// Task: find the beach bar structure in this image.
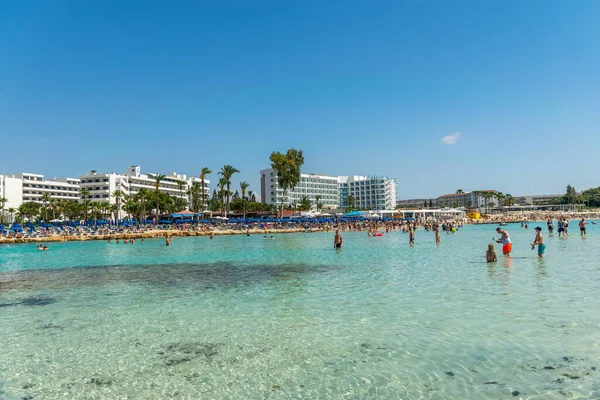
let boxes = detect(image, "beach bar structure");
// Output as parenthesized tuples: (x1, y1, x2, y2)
(495, 204, 584, 213)
(396, 208, 466, 221)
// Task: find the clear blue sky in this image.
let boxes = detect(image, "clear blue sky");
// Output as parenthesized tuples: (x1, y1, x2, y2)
(1, 1, 599, 199)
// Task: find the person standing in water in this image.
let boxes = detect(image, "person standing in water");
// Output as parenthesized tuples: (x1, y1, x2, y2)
(547, 218, 554, 234)
(579, 218, 587, 235)
(495, 227, 512, 256)
(408, 223, 415, 244)
(433, 223, 440, 244)
(532, 227, 546, 258)
(557, 218, 565, 237)
(334, 230, 343, 249)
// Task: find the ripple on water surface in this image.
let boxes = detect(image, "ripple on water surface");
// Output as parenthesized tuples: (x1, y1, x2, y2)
(1, 225, 600, 398)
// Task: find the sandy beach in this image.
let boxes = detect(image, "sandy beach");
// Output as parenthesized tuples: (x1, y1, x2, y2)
(2, 210, 598, 245)
(0, 227, 320, 244)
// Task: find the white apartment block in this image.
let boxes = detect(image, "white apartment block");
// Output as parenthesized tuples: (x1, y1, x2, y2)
(81, 166, 210, 211)
(79, 170, 131, 218)
(1, 175, 23, 222)
(260, 168, 340, 209)
(339, 175, 398, 211)
(0, 172, 80, 222)
(6, 173, 81, 204)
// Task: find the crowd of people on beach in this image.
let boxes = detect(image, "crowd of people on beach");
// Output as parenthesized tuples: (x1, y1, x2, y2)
(23, 214, 596, 259)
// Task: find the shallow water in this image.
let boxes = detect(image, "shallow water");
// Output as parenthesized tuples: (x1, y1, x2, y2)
(1, 223, 600, 399)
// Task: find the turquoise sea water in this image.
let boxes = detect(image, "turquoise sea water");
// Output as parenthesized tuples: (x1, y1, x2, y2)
(1, 223, 600, 399)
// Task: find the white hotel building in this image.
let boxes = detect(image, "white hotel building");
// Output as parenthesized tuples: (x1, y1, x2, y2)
(0, 173, 81, 223)
(80, 166, 210, 212)
(260, 168, 340, 209)
(1, 165, 211, 221)
(1, 173, 80, 206)
(260, 169, 398, 211)
(1, 175, 23, 221)
(339, 175, 398, 211)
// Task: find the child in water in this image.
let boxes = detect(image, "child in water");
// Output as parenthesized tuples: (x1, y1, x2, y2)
(486, 243, 498, 262)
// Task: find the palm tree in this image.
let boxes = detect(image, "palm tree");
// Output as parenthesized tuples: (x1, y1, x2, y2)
(7, 207, 15, 224)
(90, 201, 98, 226)
(505, 193, 515, 207)
(495, 192, 505, 209)
(218, 177, 228, 215)
(0, 197, 7, 224)
(58, 200, 68, 220)
(41, 193, 51, 221)
(218, 165, 239, 217)
(81, 189, 90, 224)
(137, 188, 148, 222)
(346, 195, 356, 210)
(189, 182, 202, 212)
(176, 180, 186, 209)
(112, 190, 123, 226)
(17, 204, 27, 223)
(154, 174, 166, 224)
(240, 181, 250, 219)
(49, 198, 57, 220)
(298, 195, 312, 211)
(315, 195, 323, 212)
(200, 167, 212, 214)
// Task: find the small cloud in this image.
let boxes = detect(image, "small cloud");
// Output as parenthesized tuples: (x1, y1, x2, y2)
(441, 132, 460, 145)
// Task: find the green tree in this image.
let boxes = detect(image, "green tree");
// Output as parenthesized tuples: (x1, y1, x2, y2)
(49, 198, 57, 220)
(496, 192, 505, 208)
(505, 194, 515, 206)
(176, 180, 186, 209)
(41, 192, 51, 221)
(7, 207, 15, 223)
(112, 190, 123, 225)
(154, 174, 166, 224)
(298, 195, 312, 211)
(269, 148, 304, 218)
(0, 197, 7, 224)
(81, 188, 90, 224)
(315, 195, 323, 212)
(240, 181, 250, 219)
(564, 185, 578, 204)
(218, 165, 239, 217)
(456, 189, 464, 194)
(217, 177, 228, 215)
(346, 195, 356, 211)
(17, 204, 26, 223)
(208, 189, 221, 212)
(200, 167, 212, 213)
(188, 182, 202, 213)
